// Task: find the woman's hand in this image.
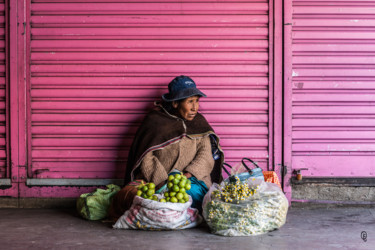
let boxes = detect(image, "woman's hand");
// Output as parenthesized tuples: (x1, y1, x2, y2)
(183, 172, 193, 179)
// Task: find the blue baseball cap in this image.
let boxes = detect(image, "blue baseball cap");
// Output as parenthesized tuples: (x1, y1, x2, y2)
(162, 75, 207, 102)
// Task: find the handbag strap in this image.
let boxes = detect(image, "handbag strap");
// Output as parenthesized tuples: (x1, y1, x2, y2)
(222, 163, 232, 176)
(241, 157, 261, 174)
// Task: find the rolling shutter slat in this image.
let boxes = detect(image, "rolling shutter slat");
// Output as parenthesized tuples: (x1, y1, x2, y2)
(292, 0, 375, 177)
(30, 0, 270, 179)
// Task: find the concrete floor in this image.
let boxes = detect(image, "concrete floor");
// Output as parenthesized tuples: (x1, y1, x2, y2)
(0, 204, 374, 250)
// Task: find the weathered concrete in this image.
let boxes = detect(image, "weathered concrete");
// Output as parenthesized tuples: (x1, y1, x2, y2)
(292, 184, 375, 202)
(0, 204, 374, 250)
(0, 198, 77, 208)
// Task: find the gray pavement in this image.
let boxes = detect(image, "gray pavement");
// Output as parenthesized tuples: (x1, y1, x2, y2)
(0, 204, 374, 250)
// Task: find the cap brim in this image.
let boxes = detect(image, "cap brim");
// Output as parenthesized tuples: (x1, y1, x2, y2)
(162, 88, 207, 102)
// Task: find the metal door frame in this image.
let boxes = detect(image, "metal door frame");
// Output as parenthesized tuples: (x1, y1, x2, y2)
(283, 0, 293, 201)
(0, 0, 19, 197)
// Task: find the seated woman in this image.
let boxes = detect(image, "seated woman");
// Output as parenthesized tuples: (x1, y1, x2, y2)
(110, 75, 223, 220)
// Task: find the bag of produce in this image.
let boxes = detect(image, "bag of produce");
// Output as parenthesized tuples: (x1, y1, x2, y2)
(113, 194, 202, 230)
(77, 184, 121, 221)
(202, 176, 288, 236)
(113, 175, 202, 230)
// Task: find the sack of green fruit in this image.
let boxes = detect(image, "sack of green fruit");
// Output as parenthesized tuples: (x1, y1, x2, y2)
(113, 174, 202, 230)
(202, 176, 288, 236)
(77, 184, 121, 221)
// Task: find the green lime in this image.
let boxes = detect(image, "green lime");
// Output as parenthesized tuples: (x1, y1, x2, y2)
(171, 197, 178, 203)
(174, 174, 182, 180)
(146, 189, 155, 196)
(179, 187, 186, 193)
(152, 195, 158, 201)
(179, 180, 186, 188)
(142, 186, 148, 192)
(166, 197, 171, 202)
(167, 182, 174, 189)
(176, 192, 184, 200)
(164, 192, 169, 197)
(184, 198, 189, 203)
(136, 190, 143, 196)
(185, 184, 191, 190)
(186, 179, 191, 185)
(168, 175, 174, 181)
(160, 199, 166, 202)
(169, 192, 176, 197)
(183, 193, 189, 200)
(141, 193, 148, 199)
(147, 183, 156, 189)
(181, 175, 187, 180)
(172, 185, 180, 192)
(173, 178, 180, 185)
(178, 199, 185, 203)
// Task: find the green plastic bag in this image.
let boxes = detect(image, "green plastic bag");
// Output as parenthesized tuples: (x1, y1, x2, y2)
(77, 184, 121, 220)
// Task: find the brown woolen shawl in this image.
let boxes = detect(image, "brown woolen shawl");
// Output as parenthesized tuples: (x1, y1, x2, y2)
(109, 107, 224, 221)
(124, 107, 224, 186)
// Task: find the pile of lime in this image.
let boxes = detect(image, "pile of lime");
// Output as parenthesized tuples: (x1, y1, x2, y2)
(164, 173, 191, 203)
(136, 182, 161, 201)
(136, 174, 192, 203)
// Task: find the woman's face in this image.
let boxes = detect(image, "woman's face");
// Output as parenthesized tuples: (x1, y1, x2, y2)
(173, 96, 200, 121)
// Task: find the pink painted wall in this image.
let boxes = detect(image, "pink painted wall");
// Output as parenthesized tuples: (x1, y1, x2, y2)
(6, 0, 373, 200)
(1, 0, 285, 198)
(288, 0, 375, 179)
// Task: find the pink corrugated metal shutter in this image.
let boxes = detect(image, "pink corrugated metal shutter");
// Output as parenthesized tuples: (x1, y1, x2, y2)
(291, 0, 375, 177)
(28, 0, 270, 182)
(0, 0, 7, 179)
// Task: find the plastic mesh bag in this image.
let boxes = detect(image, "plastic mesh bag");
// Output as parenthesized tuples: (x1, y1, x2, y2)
(77, 184, 121, 220)
(202, 177, 288, 236)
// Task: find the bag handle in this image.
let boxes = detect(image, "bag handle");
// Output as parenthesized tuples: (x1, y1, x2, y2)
(222, 163, 232, 176)
(241, 157, 261, 174)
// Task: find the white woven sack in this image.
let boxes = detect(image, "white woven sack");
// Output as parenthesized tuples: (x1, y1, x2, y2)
(113, 194, 202, 230)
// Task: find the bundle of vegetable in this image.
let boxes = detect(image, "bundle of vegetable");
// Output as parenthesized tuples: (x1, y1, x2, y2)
(164, 174, 191, 203)
(203, 177, 288, 236)
(212, 176, 258, 203)
(136, 174, 192, 203)
(115, 176, 202, 230)
(136, 182, 160, 201)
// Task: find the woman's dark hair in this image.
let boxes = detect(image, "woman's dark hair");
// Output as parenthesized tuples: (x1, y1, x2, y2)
(161, 100, 181, 113)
